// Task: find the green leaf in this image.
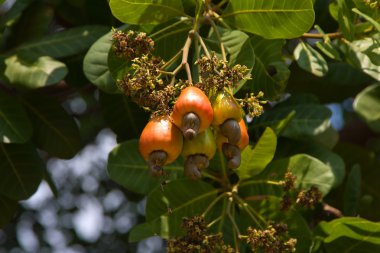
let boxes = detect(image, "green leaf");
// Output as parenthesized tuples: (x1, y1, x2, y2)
(16, 25, 109, 58)
(344, 164, 361, 216)
(4, 55, 67, 88)
(0, 142, 44, 200)
(107, 140, 184, 195)
(277, 138, 345, 187)
(343, 40, 380, 81)
(151, 20, 191, 61)
(314, 217, 380, 253)
(354, 84, 380, 133)
(0, 194, 18, 228)
(83, 31, 119, 94)
(287, 154, 335, 195)
(294, 41, 329, 77)
(337, 0, 356, 41)
(99, 91, 149, 142)
(129, 222, 156, 242)
(109, 0, 187, 25)
(242, 154, 335, 196)
(352, 8, 380, 32)
(242, 36, 289, 100)
(238, 127, 277, 179)
(0, 91, 32, 143)
(222, 0, 315, 39)
(22, 95, 83, 159)
(146, 179, 217, 237)
(252, 104, 332, 140)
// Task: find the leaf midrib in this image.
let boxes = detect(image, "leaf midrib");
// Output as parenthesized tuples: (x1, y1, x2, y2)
(22, 99, 77, 153)
(0, 144, 28, 197)
(222, 8, 313, 18)
(117, 0, 189, 18)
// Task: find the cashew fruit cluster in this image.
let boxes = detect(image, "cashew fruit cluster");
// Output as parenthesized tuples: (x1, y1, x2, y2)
(139, 86, 249, 180)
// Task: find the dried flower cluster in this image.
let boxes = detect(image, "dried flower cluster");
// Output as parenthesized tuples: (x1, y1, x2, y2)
(282, 171, 297, 192)
(111, 29, 154, 59)
(246, 223, 297, 253)
(112, 30, 181, 118)
(296, 186, 323, 208)
(196, 54, 250, 92)
(167, 216, 234, 253)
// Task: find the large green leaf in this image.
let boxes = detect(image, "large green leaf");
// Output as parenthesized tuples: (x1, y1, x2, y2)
(99, 91, 149, 142)
(242, 36, 289, 100)
(294, 41, 328, 77)
(107, 139, 185, 195)
(314, 217, 380, 253)
(22, 95, 82, 159)
(0, 194, 18, 228)
(15, 25, 109, 58)
(109, 0, 187, 25)
(0, 91, 32, 143)
(145, 179, 217, 237)
(344, 164, 361, 216)
(83, 31, 119, 94)
(238, 127, 277, 180)
(4, 55, 67, 88)
(354, 84, 380, 133)
(152, 20, 191, 61)
(240, 154, 335, 197)
(0, 142, 44, 200)
(221, 0, 315, 39)
(276, 138, 345, 188)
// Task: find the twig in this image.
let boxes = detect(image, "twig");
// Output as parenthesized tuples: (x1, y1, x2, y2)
(202, 192, 227, 217)
(182, 32, 194, 84)
(209, 18, 227, 61)
(302, 32, 342, 39)
(234, 194, 266, 228)
(195, 32, 211, 58)
(161, 49, 183, 70)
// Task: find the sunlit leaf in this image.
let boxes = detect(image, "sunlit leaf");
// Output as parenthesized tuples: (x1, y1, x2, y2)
(238, 127, 277, 180)
(222, 0, 315, 39)
(4, 55, 67, 88)
(294, 41, 328, 77)
(109, 0, 187, 25)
